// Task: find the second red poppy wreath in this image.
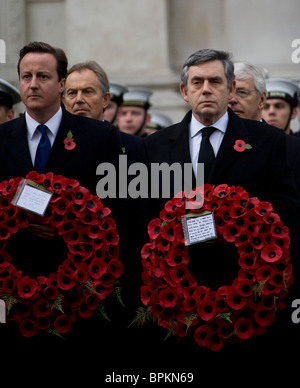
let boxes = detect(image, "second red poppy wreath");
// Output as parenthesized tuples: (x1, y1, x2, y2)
(140, 184, 293, 351)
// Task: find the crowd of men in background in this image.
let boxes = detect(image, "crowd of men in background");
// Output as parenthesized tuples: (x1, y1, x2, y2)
(1, 60, 300, 138)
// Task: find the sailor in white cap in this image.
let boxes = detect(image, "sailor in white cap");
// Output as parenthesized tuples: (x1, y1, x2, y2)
(262, 78, 299, 134)
(145, 110, 173, 136)
(291, 78, 300, 133)
(116, 86, 152, 136)
(103, 81, 128, 124)
(0, 78, 21, 124)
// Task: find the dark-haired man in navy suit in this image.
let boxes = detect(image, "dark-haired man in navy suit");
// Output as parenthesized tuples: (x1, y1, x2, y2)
(143, 49, 300, 380)
(0, 42, 146, 381)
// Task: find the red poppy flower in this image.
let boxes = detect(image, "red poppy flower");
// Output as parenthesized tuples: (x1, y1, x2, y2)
(169, 264, 189, 284)
(197, 299, 216, 321)
(88, 257, 107, 279)
(214, 184, 231, 198)
(209, 331, 224, 352)
(103, 228, 119, 246)
(64, 137, 76, 150)
(254, 201, 273, 216)
(160, 223, 176, 242)
(234, 318, 254, 339)
(261, 244, 283, 263)
(255, 264, 274, 282)
(19, 319, 39, 337)
(17, 276, 39, 299)
(238, 252, 258, 270)
(182, 296, 198, 312)
(227, 288, 247, 310)
(85, 294, 100, 310)
(107, 258, 123, 279)
(263, 212, 281, 225)
(33, 299, 51, 317)
(194, 324, 211, 348)
(234, 139, 246, 152)
(236, 279, 253, 297)
(43, 285, 59, 300)
(141, 243, 154, 260)
(140, 285, 154, 305)
(57, 270, 76, 291)
(222, 223, 241, 242)
(270, 223, 289, 239)
(254, 308, 275, 327)
(166, 247, 189, 267)
(159, 287, 178, 308)
(176, 323, 191, 337)
(165, 196, 186, 214)
(2, 277, 17, 293)
(54, 314, 73, 333)
(151, 302, 164, 317)
(147, 219, 162, 240)
(217, 320, 233, 338)
(97, 272, 116, 288)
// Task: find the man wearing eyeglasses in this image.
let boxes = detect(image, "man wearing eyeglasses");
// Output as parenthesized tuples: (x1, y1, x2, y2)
(228, 61, 266, 121)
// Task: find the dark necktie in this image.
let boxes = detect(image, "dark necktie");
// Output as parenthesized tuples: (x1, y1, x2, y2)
(198, 127, 216, 182)
(34, 124, 51, 174)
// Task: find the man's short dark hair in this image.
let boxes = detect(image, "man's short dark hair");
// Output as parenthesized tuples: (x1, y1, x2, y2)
(181, 48, 235, 89)
(17, 41, 68, 81)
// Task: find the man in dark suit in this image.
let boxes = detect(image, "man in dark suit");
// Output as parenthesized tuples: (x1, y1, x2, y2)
(0, 42, 144, 382)
(143, 49, 300, 380)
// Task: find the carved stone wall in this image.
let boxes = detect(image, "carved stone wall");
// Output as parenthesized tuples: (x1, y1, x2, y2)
(0, 0, 299, 123)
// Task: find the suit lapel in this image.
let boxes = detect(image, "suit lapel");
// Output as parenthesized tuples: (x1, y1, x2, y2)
(5, 115, 34, 175)
(209, 109, 251, 183)
(168, 111, 192, 166)
(168, 111, 197, 190)
(46, 108, 80, 172)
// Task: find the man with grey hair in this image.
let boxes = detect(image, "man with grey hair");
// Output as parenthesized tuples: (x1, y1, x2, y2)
(144, 48, 300, 375)
(63, 60, 110, 121)
(228, 61, 266, 120)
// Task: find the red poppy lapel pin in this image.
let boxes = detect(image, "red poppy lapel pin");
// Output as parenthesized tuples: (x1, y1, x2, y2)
(233, 139, 252, 152)
(64, 130, 76, 150)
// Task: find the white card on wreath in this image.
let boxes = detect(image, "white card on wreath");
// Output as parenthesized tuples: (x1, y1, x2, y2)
(182, 211, 217, 246)
(11, 179, 53, 216)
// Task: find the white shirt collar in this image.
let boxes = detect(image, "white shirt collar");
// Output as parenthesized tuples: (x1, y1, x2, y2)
(26, 106, 63, 140)
(190, 111, 229, 138)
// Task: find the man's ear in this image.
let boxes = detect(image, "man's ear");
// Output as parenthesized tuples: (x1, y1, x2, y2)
(180, 83, 189, 103)
(291, 107, 297, 120)
(7, 109, 14, 121)
(145, 112, 151, 127)
(102, 92, 111, 110)
(258, 92, 267, 110)
(228, 80, 236, 101)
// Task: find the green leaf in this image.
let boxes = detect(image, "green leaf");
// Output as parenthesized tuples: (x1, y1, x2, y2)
(46, 328, 65, 340)
(66, 130, 73, 139)
(97, 302, 111, 322)
(128, 306, 156, 328)
(47, 294, 64, 314)
(244, 143, 252, 150)
(253, 279, 268, 299)
(215, 310, 233, 323)
(184, 312, 198, 331)
(0, 293, 19, 315)
(112, 280, 125, 307)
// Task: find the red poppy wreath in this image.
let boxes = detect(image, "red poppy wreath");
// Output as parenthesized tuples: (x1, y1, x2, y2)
(0, 171, 122, 337)
(139, 184, 293, 351)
